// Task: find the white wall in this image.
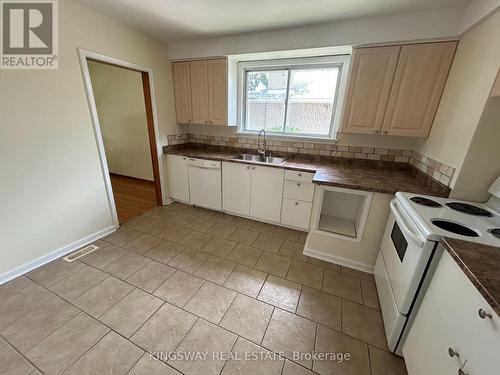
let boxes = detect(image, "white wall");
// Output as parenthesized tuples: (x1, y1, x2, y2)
(0, 0, 176, 278)
(414, 10, 500, 187)
(88, 61, 154, 181)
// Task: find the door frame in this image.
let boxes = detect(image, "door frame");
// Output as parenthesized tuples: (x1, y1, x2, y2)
(77, 48, 166, 226)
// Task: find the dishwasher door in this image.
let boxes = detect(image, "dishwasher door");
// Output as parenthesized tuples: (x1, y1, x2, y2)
(187, 158, 222, 211)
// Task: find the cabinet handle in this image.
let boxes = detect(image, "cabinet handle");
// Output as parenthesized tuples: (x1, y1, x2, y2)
(297, 183, 301, 186)
(383, 130, 388, 135)
(448, 348, 459, 358)
(478, 308, 493, 319)
(183, 157, 186, 160)
(298, 173, 302, 177)
(246, 166, 250, 170)
(374, 130, 379, 134)
(188, 120, 191, 123)
(204, 121, 208, 124)
(209, 121, 213, 124)
(294, 202, 299, 205)
(253, 167, 256, 170)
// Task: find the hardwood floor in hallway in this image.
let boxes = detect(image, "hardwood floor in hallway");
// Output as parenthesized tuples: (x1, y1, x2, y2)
(110, 174, 157, 223)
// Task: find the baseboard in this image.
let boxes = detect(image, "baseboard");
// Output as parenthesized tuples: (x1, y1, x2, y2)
(303, 241, 374, 274)
(0, 224, 118, 285)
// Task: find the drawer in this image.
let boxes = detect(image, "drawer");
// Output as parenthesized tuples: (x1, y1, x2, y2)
(281, 198, 312, 230)
(284, 170, 314, 183)
(283, 180, 315, 202)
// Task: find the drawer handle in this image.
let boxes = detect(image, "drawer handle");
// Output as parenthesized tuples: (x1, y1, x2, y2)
(246, 166, 250, 170)
(297, 183, 301, 186)
(298, 173, 302, 177)
(294, 202, 299, 205)
(253, 166, 256, 170)
(448, 348, 459, 358)
(478, 308, 493, 319)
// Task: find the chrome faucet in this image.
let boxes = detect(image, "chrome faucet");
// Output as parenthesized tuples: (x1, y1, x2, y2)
(257, 129, 267, 157)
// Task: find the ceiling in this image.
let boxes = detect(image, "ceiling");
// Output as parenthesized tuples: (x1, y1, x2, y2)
(76, 0, 470, 43)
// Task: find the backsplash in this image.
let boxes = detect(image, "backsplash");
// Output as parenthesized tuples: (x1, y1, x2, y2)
(166, 133, 455, 187)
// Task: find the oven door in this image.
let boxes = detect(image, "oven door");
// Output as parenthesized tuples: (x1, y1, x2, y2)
(380, 199, 436, 314)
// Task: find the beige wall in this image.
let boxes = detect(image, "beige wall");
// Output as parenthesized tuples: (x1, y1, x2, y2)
(451, 96, 500, 201)
(88, 61, 154, 181)
(415, 10, 500, 187)
(0, 0, 176, 278)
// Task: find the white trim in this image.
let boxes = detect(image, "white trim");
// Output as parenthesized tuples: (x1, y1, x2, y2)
(0, 225, 117, 284)
(77, 48, 168, 225)
(236, 55, 350, 139)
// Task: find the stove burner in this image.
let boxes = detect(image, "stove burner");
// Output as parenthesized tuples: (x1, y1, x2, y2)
(431, 219, 479, 237)
(445, 202, 492, 217)
(488, 228, 500, 239)
(410, 197, 442, 207)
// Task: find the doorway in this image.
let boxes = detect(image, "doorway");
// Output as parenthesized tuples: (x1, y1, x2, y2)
(79, 50, 164, 225)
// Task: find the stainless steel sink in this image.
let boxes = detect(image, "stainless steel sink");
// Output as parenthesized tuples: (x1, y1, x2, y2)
(231, 154, 287, 165)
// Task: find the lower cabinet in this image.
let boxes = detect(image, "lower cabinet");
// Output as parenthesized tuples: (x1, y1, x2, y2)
(249, 165, 285, 222)
(222, 162, 252, 216)
(281, 199, 312, 229)
(166, 154, 190, 203)
(403, 249, 500, 375)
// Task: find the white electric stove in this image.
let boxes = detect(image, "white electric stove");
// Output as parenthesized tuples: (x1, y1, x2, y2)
(375, 176, 500, 355)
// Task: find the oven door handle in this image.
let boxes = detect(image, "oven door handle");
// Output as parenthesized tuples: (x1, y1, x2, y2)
(390, 200, 426, 248)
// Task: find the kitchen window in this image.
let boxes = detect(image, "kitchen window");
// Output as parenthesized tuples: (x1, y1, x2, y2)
(238, 56, 349, 139)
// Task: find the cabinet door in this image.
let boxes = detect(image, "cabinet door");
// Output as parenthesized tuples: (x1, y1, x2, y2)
(189, 60, 209, 124)
(166, 154, 190, 203)
(341, 46, 401, 134)
(207, 59, 227, 125)
(250, 166, 284, 222)
(281, 198, 312, 230)
(172, 62, 192, 124)
(222, 162, 252, 216)
(382, 41, 457, 137)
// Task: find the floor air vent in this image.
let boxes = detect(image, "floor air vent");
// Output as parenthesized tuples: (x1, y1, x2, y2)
(63, 245, 98, 262)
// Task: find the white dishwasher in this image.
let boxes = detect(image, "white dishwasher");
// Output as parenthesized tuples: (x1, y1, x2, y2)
(187, 158, 222, 211)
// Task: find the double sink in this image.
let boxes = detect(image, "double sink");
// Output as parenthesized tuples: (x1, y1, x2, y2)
(231, 154, 287, 166)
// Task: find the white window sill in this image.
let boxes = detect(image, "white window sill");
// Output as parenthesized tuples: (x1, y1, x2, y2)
(236, 131, 339, 144)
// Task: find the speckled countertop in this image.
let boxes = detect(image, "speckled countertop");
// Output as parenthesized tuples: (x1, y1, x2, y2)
(441, 237, 500, 316)
(163, 144, 451, 197)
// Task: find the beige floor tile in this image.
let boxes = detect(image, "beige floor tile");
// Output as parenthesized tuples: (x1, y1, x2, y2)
(206, 222, 238, 239)
(278, 240, 308, 262)
(0, 336, 6, 349)
(127, 261, 176, 293)
(99, 289, 163, 338)
(221, 337, 283, 375)
(168, 248, 210, 273)
(186, 217, 216, 232)
(192, 206, 216, 219)
(179, 231, 214, 250)
(201, 237, 237, 257)
(125, 217, 169, 236)
(286, 260, 323, 290)
(282, 360, 315, 375)
(157, 225, 192, 242)
(195, 256, 237, 284)
(169, 213, 198, 226)
(129, 353, 182, 375)
(322, 269, 362, 303)
(153, 270, 204, 307)
(168, 319, 237, 375)
(25, 313, 109, 374)
(64, 331, 143, 375)
(0, 276, 34, 301)
(73, 276, 134, 318)
(0, 345, 38, 374)
(224, 265, 267, 298)
(307, 258, 341, 272)
(296, 286, 341, 331)
(249, 221, 277, 234)
(262, 309, 316, 368)
(252, 233, 283, 253)
(232, 217, 256, 229)
(226, 244, 262, 267)
(273, 228, 301, 242)
(103, 252, 151, 279)
(228, 228, 259, 245)
(361, 280, 380, 310)
(220, 294, 274, 344)
(2, 296, 79, 353)
(80, 245, 128, 269)
(314, 324, 370, 375)
(131, 303, 197, 353)
(184, 282, 237, 324)
(125, 234, 163, 254)
(298, 232, 308, 244)
(341, 266, 375, 282)
(89, 239, 112, 249)
(145, 240, 185, 264)
(342, 300, 388, 350)
(255, 252, 292, 278)
(105, 227, 143, 247)
(258, 275, 301, 313)
(49, 265, 109, 301)
(369, 346, 408, 375)
(27, 259, 85, 287)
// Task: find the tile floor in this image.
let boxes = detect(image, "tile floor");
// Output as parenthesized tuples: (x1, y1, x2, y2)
(0, 202, 408, 375)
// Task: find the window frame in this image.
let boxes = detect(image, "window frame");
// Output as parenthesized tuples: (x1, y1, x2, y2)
(237, 55, 350, 140)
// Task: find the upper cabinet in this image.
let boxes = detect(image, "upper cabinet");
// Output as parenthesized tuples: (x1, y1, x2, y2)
(341, 41, 457, 138)
(172, 58, 228, 126)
